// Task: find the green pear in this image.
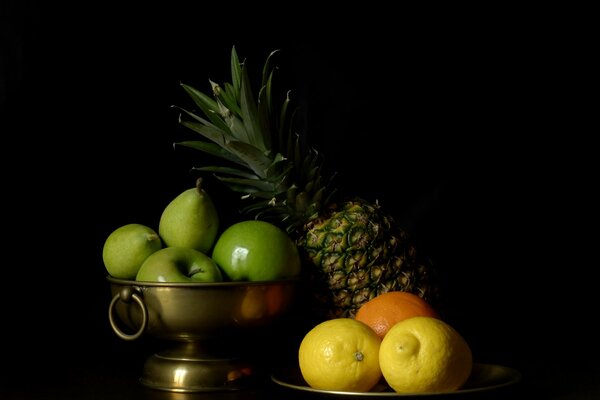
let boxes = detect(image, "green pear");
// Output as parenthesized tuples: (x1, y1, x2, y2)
(159, 178, 219, 253)
(103, 223, 162, 279)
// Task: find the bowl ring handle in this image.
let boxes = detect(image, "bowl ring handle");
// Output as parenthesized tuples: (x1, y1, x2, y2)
(108, 286, 148, 341)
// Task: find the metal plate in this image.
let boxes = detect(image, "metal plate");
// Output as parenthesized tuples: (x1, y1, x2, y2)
(271, 363, 521, 397)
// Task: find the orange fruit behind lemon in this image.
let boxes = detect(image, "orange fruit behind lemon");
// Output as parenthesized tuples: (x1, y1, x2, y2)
(379, 316, 472, 393)
(355, 291, 440, 339)
(298, 318, 382, 392)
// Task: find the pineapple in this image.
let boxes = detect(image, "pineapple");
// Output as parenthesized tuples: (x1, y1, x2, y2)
(173, 47, 439, 318)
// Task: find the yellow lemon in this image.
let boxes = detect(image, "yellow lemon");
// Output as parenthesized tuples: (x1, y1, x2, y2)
(379, 316, 472, 393)
(298, 318, 382, 392)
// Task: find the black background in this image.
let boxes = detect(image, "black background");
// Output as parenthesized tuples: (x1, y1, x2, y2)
(1, 2, 597, 399)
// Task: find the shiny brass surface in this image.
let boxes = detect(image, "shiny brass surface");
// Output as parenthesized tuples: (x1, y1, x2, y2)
(107, 277, 297, 392)
(141, 342, 257, 392)
(109, 286, 148, 340)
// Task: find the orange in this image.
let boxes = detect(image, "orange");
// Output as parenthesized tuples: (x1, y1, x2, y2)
(354, 291, 439, 339)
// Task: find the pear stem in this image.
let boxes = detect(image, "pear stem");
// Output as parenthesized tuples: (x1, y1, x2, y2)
(195, 177, 203, 193)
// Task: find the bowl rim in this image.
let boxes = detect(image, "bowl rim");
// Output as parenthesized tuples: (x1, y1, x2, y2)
(106, 275, 302, 288)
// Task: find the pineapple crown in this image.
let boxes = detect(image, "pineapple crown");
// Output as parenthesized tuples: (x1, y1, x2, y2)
(172, 46, 336, 234)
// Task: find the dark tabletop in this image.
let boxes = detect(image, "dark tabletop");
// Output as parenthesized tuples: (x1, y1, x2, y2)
(1, 323, 598, 400)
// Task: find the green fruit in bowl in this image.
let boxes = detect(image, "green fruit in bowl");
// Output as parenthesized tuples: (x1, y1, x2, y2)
(136, 247, 223, 283)
(103, 223, 162, 279)
(159, 178, 219, 253)
(212, 220, 301, 281)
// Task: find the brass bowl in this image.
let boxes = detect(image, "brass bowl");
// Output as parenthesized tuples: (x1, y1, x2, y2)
(107, 276, 298, 392)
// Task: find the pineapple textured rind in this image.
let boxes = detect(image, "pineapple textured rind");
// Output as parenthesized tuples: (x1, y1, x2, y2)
(300, 199, 437, 318)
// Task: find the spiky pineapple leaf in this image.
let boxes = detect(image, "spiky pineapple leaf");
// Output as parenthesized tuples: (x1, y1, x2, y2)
(174, 47, 339, 233)
(239, 199, 277, 214)
(192, 165, 257, 179)
(223, 82, 239, 108)
(210, 81, 242, 116)
(251, 192, 284, 203)
(224, 140, 272, 178)
(265, 157, 292, 179)
(285, 108, 299, 160)
(203, 81, 252, 144)
(221, 82, 241, 115)
(181, 83, 218, 111)
(293, 132, 303, 173)
(175, 105, 224, 132)
(178, 107, 267, 175)
(264, 71, 274, 115)
(217, 181, 262, 194)
(174, 140, 245, 166)
(230, 46, 241, 100)
(258, 74, 279, 149)
(310, 186, 327, 209)
(239, 64, 267, 151)
(261, 49, 279, 90)
(278, 90, 291, 152)
(261, 49, 279, 115)
(214, 176, 274, 192)
(179, 83, 229, 131)
(257, 81, 273, 152)
(221, 108, 251, 143)
(178, 117, 229, 147)
(303, 155, 321, 183)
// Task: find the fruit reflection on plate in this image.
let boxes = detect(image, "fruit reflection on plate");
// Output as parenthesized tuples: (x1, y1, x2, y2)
(271, 363, 521, 397)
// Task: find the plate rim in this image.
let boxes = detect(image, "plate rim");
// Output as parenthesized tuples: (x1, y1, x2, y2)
(271, 362, 522, 397)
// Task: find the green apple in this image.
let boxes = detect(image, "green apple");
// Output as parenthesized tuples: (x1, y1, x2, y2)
(136, 247, 223, 283)
(211, 220, 301, 281)
(102, 223, 162, 279)
(159, 178, 219, 253)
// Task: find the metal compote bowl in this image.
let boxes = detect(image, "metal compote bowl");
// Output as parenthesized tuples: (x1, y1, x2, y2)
(107, 276, 299, 392)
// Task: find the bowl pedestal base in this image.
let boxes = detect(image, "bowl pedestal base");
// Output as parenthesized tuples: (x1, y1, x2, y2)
(139, 341, 260, 392)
